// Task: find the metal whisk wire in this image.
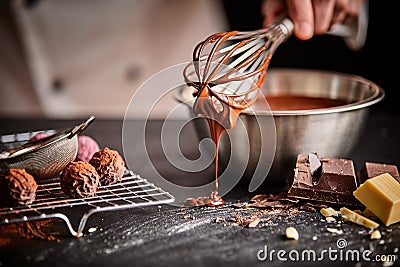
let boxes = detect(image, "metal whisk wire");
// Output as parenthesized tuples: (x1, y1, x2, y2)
(183, 19, 293, 109)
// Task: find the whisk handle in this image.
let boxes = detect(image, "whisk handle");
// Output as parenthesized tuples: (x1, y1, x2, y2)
(279, 0, 368, 50)
(327, 0, 368, 51)
(279, 18, 294, 36)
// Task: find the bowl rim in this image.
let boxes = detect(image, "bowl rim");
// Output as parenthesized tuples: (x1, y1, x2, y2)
(175, 68, 385, 116)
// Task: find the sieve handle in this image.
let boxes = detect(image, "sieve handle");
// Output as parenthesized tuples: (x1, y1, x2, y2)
(69, 115, 95, 138)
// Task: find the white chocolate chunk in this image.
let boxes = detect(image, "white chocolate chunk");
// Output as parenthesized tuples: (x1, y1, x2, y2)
(370, 229, 381, 240)
(320, 207, 339, 217)
(354, 173, 400, 226)
(340, 207, 379, 229)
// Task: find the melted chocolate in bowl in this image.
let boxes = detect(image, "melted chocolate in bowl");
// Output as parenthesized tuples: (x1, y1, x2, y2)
(261, 95, 351, 111)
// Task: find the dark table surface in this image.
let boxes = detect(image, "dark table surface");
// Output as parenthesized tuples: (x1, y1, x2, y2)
(0, 108, 399, 267)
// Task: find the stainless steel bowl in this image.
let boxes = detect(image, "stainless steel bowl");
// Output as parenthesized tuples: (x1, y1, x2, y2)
(175, 68, 384, 188)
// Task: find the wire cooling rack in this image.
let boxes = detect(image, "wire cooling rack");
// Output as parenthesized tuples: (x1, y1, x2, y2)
(0, 130, 175, 237)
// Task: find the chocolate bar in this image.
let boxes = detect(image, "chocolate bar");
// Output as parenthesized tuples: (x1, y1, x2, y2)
(358, 161, 400, 184)
(287, 154, 361, 206)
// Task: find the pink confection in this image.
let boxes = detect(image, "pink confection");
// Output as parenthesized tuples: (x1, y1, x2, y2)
(76, 135, 100, 162)
(29, 132, 51, 142)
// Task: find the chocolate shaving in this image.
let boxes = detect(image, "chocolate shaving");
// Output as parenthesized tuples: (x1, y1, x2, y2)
(248, 201, 291, 209)
(298, 205, 317, 212)
(183, 197, 207, 207)
(248, 193, 297, 209)
(230, 202, 248, 209)
(183, 192, 224, 207)
(229, 214, 261, 228)
(250, 194, 270, 202)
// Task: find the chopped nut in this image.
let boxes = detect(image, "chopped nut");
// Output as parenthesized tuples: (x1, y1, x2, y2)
(229, 217, 237, 222)
(326, 217, 336, 222)
(248, 218, 261, 228)
(88, 227, 97, 233)
(215, 217, 225, 223)
(326, 228, 343, 234)
(286, 227, 299, 240)
(382, 260, 395, 267)
(340, 207, 379, 229)
(320, 207, 339, 217)
(370, 229, 381, 240)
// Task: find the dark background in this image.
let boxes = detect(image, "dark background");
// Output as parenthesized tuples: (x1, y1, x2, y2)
(222, 0, 397, 111)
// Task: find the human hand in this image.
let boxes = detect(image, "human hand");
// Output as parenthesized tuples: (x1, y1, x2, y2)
(262, 0, 365, 40)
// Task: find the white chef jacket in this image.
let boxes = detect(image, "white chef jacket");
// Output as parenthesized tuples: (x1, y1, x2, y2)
(0, 0, 228, 119)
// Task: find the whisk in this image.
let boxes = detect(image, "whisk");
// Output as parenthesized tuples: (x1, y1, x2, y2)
(184, 18, 295, 89)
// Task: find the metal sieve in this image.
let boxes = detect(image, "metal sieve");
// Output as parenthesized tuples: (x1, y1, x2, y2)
(0, 115, 95, 180)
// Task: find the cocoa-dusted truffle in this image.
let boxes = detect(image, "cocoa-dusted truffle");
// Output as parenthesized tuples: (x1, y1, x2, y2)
(60, 161, 100, 198)
(89, 147, 125, 186)
(76, 135, 100, 162)
(0, 169, 37, 205)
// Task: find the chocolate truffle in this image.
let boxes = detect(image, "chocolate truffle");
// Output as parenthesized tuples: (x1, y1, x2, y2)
(0, 169, 37, 205)
(89, 147, 125, 186)
(60, 161, 100, 198)
(76, 135, 100, 162)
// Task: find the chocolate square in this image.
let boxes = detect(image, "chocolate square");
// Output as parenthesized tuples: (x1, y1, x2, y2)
(359, 162, 400, 184)
(287, 154, 361, 206)
(319, 158, 357, 193)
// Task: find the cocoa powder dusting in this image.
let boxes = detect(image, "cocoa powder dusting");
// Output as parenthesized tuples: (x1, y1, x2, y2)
(18, 220, 60, 242)
(0, 219, 60, 244)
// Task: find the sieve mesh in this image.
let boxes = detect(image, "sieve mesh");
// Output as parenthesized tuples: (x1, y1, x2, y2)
(0, 116, 94, 180)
